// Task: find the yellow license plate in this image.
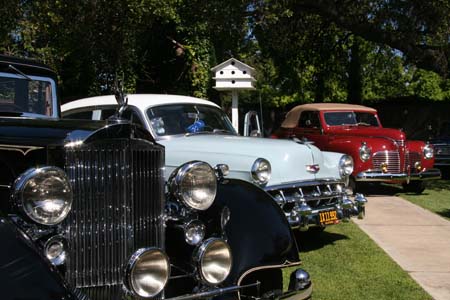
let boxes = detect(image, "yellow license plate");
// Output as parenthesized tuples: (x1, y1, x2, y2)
(319, 210, 338, 225)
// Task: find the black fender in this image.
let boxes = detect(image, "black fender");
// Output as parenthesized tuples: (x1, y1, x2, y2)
(212, 178, 300, 284)
(0, 215, 75, 300)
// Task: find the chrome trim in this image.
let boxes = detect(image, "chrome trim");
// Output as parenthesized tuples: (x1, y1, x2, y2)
(355, 168, 442, 181)
(264, 178, 345, 192)
(0, 144, 43, 156)
(124, 247, 170, 298)
(164, 282, 260, 300)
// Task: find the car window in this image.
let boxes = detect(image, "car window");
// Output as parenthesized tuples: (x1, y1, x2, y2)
(64, 110, 93, 120)
(0, 72, 56, 117)
(147, 104, 236, 136)
(298, 111, 321, 128)
(324, 111, 379, 126)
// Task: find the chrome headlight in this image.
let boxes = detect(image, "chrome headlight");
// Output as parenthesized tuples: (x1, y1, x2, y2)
(339, 155, 354, 176)
(125, 248, 170, 298)
(194, 238, 232, 285)
(359, 142, 371, 162)
(251, 158, 271, 185)
(169, 161, 217, 211)
(423, 144, 434, 159)
(13, 167, 73, 225)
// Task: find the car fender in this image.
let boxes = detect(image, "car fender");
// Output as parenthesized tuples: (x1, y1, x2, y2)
(211, 179, 300, 284)
(0, 215, 75, 300)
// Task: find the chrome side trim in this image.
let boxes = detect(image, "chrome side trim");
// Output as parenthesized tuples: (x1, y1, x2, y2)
(264, 178, 344, 192)
(164, 282, 260, 300)
(356, 168, 442, 181)
(0, 144, 43, 156)
(237, 261, 302, 287)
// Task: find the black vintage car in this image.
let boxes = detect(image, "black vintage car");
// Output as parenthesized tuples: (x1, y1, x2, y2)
(0, 55, 312, 300)
(429, 121, 450, 176)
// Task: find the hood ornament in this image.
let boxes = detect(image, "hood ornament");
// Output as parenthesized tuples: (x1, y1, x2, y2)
(306, 164, 320, 174)
(110, 79, 129, 123)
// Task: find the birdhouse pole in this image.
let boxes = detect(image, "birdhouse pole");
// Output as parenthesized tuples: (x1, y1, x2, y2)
(211, 58, 256, 134)
(231, 90, 239, 131)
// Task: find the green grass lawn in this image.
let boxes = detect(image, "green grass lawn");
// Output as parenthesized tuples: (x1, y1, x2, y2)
(287, 222, 432, 300)
(397, 179, 450, 221)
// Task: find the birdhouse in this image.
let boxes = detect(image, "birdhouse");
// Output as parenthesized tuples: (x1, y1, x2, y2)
(211, 58, 256, 90)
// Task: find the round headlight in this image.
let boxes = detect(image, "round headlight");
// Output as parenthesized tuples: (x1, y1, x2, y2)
(423, 144, 434, 159)
(251, 158, 271, 185)
(126, 248, 170, 298)
(169, 161, 217, 211)
(13, 167, 73, 225)
(194, 238, 232, 285)
(339, 155, 354, 176)
(359, 143, 371, 162)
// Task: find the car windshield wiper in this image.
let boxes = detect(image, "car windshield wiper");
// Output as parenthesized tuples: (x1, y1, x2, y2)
(8, 64, 32, 81)
(213, 129, 234, 134)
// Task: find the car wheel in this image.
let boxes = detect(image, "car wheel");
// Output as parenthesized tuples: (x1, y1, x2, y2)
(402, 181, 426, 194)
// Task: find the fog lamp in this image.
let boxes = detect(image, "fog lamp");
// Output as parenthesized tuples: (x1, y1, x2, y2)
(125, 248, 170, 298)
(44, 235, 67, 266)
(184, 220, 205, 245)
(414, 161, 422, 171)
(194, 238, 232, 285)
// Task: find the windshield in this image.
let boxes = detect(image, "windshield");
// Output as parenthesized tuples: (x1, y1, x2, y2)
(324, 111, 379, 127)
(0, 72, 56, 117)
(147, 104, 237, 136)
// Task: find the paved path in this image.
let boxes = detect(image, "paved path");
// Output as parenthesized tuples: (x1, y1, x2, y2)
(353, 195, 450, 300)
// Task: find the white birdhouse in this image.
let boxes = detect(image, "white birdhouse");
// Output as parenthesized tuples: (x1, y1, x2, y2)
(211, 58, 256, 91)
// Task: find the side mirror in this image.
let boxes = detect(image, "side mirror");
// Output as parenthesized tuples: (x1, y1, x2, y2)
(244, 111, 262, 137)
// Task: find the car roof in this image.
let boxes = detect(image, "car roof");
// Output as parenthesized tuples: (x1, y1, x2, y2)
(281, 103, 377, 128)
(62, 94, 221, 113)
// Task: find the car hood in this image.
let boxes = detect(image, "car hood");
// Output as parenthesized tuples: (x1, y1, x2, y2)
(330, 126, 405, 141)
(159, 134, 339, 186)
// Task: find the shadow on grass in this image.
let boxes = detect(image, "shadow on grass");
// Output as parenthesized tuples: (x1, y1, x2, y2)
(436, 209, 450, 219)
(356, 179, 450, 196)
(294, 230, 349, 253)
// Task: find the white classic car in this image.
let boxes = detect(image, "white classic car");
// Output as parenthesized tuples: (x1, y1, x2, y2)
(62, 94, 367, 231)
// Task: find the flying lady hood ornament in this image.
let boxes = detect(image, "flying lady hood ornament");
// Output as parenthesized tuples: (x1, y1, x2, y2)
(110, 80, 129, 123)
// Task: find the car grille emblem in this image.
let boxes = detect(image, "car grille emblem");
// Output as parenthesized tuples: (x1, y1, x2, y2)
(306, 164, 320, 173)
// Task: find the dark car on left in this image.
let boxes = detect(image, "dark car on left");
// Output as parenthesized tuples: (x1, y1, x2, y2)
(0, 55, 312, 300)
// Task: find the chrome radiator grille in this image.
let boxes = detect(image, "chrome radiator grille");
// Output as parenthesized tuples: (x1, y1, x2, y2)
(373, 150, 401, 173)
(267, 181, 343, 210)
(63, 138, 164, 296)
(406, 151, 421, 169)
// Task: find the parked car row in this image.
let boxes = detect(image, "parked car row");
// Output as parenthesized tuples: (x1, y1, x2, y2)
(0, 54, 442, 300)
(0, 56, 312, 300)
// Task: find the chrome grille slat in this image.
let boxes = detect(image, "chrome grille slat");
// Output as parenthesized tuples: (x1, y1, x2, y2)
(268, 182, 342, 209)
(373, 150, 401, 173)
(63, 138, 164, 299)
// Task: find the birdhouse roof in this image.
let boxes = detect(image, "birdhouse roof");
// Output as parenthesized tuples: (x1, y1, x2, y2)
(211, 58, 255, 72)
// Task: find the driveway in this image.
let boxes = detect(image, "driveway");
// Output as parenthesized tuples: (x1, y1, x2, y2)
(353, 195, 450, 300)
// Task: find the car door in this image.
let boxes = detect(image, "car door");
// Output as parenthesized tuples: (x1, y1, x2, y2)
(293, 110, 328, 149)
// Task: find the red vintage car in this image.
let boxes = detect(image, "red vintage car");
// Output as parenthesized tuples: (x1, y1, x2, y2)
(273, 103, 441, 193)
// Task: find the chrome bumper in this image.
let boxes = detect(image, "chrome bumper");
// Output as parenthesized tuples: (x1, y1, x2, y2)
(355, 168, 441, 182)
(287, 194, 367, 230)
(165, 268, 312, 300)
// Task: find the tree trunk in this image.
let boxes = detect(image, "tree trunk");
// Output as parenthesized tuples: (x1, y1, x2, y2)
(347, 38, 362, 104)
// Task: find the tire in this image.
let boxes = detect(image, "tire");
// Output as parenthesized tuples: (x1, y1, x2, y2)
(402, 181, 426, 194)
(347, 176, 357, 195)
